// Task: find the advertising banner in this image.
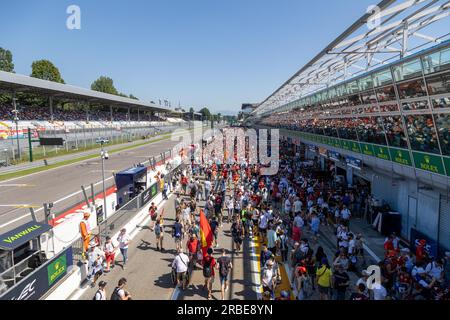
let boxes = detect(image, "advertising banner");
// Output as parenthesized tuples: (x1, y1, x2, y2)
(346, 156, 362, 170)
(410, 228, 438, 259)
(328, 151, 341, 162)
(0, 246, 73, 300)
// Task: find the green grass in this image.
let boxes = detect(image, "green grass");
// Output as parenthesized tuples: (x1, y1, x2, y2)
(0, 128, 198, 181)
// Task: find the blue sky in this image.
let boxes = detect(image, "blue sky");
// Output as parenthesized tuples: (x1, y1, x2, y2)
(0, 0, 380, 114)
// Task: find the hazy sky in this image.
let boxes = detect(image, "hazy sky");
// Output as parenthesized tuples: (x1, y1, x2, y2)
(0, 0, 380, 115)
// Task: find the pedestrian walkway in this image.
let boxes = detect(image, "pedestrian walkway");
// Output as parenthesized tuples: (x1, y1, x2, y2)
(77, 192, 181, 300)
(177, 181, 257, 301)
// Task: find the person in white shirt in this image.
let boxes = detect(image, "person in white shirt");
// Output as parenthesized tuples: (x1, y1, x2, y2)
(371, 283, 387, 300)
(425, 259, 444, 281)
(94, 281, 107, 300)
(340, 205, 351, 227)
(293, 198, 302, 214)
(293, 212, 304, 229)
(117, 228, 131, 270)
(172, 249, 190, 290)
(226, 196, 234, 223)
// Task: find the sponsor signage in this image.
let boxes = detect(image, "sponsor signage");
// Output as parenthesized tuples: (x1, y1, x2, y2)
(360, 143, 374, 156)
(39, 137, 64, 146)
(346, 156, 362, 170)
(389, 148, 412, 166)
(96, 205, 104, 225)
(328, 151, 341, 161)
(318, 147, 328, 157)
(0, 247, 73, 300)
(412, 152, 446, 176)
(410, 228, 438, 259)
(351, 141, 361, 153)
(444, 157, 450, 177)
(0, 222, 52, 251)
(373, 145, 391, 161)
(341, 140, 351, 151)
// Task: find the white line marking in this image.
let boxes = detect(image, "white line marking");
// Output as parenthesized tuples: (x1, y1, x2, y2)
(0, 176, 115, 228)
(0, 184, 34, 187)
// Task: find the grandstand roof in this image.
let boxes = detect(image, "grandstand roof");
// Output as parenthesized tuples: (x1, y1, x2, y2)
(0, 71, 171, 112)
(253, 0, 450, 116)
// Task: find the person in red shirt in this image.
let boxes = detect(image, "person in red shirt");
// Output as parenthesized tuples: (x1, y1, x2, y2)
(186, 234, 199, 268)
(180, 175, 188, 195)
(416, 239, 427, 262)
(203, 248, 217, 300)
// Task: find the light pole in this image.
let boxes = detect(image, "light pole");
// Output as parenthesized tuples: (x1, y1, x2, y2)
(12, 97, 20, 160)
(97, 138, 109, 233)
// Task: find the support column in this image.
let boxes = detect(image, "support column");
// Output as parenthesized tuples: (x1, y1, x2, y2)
(49, 96, 54, 122)
(110, 105, 113, 122)
(137, 107, 140, 122)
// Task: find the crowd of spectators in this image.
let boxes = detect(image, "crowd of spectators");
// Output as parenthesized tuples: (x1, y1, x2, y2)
(260, 104, 447, 154)
(0, 103, 167, 123)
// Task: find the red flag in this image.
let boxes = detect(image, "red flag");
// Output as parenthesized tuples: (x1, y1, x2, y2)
(199, 209, 213, 257)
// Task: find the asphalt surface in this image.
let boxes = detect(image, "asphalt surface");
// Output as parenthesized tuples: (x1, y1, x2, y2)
(0, 130, 197, 233)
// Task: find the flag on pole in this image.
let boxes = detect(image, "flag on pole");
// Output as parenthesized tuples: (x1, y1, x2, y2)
(199, 209, 213, 257)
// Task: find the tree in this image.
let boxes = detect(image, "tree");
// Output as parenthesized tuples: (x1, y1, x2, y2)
(30, 60, 65, 83)
(189, 107, 194, 114)
(199, 107, 211, 120)
(90, 76, 118, 95)
(129, 94, 139, 100)
(0, 47, 14, 72)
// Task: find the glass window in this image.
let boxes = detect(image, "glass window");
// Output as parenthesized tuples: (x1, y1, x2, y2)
(404, 114, 440, 154)
(357, 117, 387, 145)
(422, 48, 450, 75)
(432, 97, 450, 109)
(392, 58, 423, 82)
(397, 79, 427, 99)
(401, 100, 430, 111)
(329, 88, 336, 99)
(359, 76, 374, 91)
(382, 116, 408, 148)
(337, 84, 347, 97)
(376, 85, 397, 102)
(434, 114, 450, 156)
(379, 102, 399, 112)
(347, 81, 359, 94)
(425, 72, 450, 96)
(373, 69, 393, 87)
(337, 119, 358, 140)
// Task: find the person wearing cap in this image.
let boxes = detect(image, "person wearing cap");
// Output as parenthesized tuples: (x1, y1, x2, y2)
(261, 258, 276, 298)
(295, 266, 309, 300)
(93, 281, 107, 300)
(276, 290, 291, 301)
(80, 211, 91, 260)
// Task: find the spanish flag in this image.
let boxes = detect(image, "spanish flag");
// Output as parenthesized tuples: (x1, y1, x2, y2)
(199, 209, 213, 257)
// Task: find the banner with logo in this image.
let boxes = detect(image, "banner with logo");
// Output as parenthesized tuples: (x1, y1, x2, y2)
(410, 228, 438, 259)
(346, 156, 362, 170)
(0, 246, 73, 300)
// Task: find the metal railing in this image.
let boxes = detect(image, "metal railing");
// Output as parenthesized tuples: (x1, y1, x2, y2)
(0, 251, 47, 291)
